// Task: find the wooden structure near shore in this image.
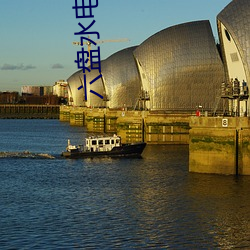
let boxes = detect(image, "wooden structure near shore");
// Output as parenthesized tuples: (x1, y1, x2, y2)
(0, 105, 60, 119)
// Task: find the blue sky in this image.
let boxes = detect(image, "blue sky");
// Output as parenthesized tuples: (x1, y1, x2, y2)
(0, 0, 232, 92)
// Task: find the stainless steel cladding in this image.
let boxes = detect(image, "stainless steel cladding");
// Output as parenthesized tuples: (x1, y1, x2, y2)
(67, 46, 140, 108)
(133, 20, 225, 111)
(67, 65, 106, 107)
(101, 46, 141, 109)
(85, 65, 106, 108)
(67, 69, 85, 106)
(217, 0, 250, 84)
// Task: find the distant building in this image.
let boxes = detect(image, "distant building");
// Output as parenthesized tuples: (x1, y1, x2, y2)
(22, 95, 59, 105)
(43, 86, 53, 96)
(53, 80, 68, 98)
(0, 92, 19, 104)
(20, 85, 59, 105)
(21, 86, 40, 96)
(21, 86, 53, 96)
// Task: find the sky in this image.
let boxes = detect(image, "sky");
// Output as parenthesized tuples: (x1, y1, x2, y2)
(0, 0, 232, 92)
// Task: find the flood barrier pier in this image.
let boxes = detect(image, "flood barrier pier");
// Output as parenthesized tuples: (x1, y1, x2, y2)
(189, 117, 250, 175)
(60, 106, 250, 175)
(60, 106, 190, 144)
(0, 105, 60, 119)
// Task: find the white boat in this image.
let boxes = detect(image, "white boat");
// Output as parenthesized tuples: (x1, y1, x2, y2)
(62, 134, 146, 158)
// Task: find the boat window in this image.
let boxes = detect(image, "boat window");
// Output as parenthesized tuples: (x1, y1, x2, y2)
(116, 139, 120, 144)
(98, 140, 103, 145)
(111, 139, 114, 144)
(92, 140, 97, 145)
(105, 140, 110, 144)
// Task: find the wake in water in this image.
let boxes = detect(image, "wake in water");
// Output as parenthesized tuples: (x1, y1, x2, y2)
(0, 151, 55, 159)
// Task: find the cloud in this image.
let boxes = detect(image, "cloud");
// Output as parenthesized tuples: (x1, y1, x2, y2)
(23, 64, 36, 70)
(1, 63, 36, 70)
(51, 63, 64, 69)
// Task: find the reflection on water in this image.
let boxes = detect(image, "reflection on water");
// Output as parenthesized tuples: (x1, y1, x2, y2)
(186, 174, 250, 249)
(0, 120, 250, 249)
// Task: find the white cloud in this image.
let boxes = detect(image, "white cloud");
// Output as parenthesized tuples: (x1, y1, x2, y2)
(51, 63, 64, 69)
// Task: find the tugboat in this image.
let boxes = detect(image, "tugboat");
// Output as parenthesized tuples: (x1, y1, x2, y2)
(62, 134, 146, 158)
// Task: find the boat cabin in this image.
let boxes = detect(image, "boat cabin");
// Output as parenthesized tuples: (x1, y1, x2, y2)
(85, 135, 121, 152)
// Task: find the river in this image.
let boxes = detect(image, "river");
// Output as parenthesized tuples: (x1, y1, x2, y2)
(0, 119, 249, 249)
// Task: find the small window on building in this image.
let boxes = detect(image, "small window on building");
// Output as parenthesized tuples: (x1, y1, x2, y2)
(230, 52, 239, 62)
(92, 140, 97, 145)
(224, 29, 231, 42)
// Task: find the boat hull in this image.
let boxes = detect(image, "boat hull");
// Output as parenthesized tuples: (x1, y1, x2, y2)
(62, 142, 146, 159)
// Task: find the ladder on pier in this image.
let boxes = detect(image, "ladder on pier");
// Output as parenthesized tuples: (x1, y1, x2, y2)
(212, 89, 222, 116)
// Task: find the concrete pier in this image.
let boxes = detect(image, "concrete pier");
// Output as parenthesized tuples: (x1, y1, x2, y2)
(145, 114, 189, 144)
(59, 106, 71, 122)
(189, 117, 250, 175)
(59, 106, 190, 144)
(60, 106, 250, 175)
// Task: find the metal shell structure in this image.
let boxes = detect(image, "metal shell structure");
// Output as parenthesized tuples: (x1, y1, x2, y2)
(85, 66, 106, 108)
(101, 46, 141, 109)
(67, 67, 106, 107)
(133, 20, 225, 112)
(67, 46, 141, 109)
(217, 0, 250, 115)
(67, 70, 85, 106)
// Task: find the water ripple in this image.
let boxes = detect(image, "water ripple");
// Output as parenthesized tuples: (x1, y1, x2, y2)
(0, 151, 55, 159)
(0, 120, 250, 249)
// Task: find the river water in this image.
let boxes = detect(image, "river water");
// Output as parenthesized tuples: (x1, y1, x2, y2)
(0, 119, 250, 249)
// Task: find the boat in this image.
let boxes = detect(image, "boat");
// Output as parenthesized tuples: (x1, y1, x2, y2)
(61, 134, 146, 158)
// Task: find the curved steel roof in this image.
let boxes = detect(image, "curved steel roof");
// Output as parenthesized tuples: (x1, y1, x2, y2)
(133, 20, 225, 111)
(67, 69, 85, 106)
(67, 46, 141, 108)
(101, 46, 141, 109)
(67, 67, 106, 107)
(217, 0, 250, 83)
